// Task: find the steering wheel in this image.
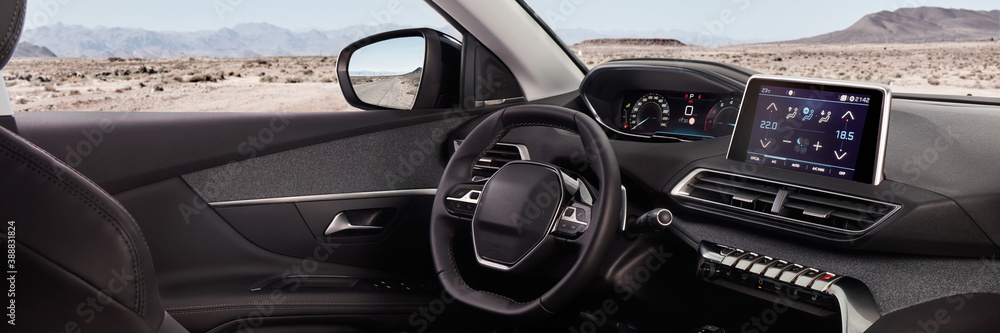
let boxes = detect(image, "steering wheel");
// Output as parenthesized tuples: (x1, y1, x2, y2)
(430, 105, 622, 320)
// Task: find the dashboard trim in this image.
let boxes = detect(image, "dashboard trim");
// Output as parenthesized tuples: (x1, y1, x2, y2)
(670, 168, 902, 236)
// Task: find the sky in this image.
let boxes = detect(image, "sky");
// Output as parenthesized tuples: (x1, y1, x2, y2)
(24, 0, 1000, 41)
(349, 36, 426, 75)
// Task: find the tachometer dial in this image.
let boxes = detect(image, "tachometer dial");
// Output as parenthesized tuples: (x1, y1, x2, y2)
(705, 96, 740, 137)
(627, 93, 669, 133)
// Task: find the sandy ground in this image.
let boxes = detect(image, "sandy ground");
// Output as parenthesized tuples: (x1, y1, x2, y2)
(4, 56, 353, 113)
(4, 41, 996, 113)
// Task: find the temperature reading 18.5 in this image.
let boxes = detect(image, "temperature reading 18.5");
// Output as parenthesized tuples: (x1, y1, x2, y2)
(836, 130, 855, 141)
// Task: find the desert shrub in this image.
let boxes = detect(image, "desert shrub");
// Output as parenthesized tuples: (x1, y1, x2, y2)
(927, 77, 941, 86)
(43, 84, 58, 92)
(260, 75, 279, 83)
(284, 76, 304, 84)
(68, 90, 81, 96)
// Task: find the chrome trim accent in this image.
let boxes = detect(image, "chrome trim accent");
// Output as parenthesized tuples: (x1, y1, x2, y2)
(558, 207, 588, 225)
(209, 189, 438, 207)
(619, 185, 628, 232)
(446, 190, 481, 204)
(471, 161, 564, 271)
(828, 278, 880, 333)
(324, 212, 383, 236)
(454, 140, 531, 162)
(475, 97, 526, 107)
(670, 168, 902, 236)
(653, 208, 673, 227)
(725, 74, 891, 185)
(698, 243, 878, 333)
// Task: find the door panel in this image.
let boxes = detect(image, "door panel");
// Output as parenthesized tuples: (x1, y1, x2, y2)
(14, 109, 495, 332)
(14, 110, 483, 194)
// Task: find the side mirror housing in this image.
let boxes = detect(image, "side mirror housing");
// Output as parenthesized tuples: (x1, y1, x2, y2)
(337, 28, 461, 110)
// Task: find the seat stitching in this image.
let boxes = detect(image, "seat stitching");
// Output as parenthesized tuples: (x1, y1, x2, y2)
(0, 137, 144, 314)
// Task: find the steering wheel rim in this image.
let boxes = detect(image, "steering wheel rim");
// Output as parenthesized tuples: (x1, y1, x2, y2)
(430, 105, 622, 321)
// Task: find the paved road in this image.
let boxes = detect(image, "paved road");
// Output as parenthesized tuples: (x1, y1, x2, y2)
(354, 77, 414, 109)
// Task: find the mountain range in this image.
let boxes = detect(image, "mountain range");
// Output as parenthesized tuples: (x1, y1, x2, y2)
(789, 7, 999, 44)
(11, 7, 999, 58)
(17, 22, 423, 58)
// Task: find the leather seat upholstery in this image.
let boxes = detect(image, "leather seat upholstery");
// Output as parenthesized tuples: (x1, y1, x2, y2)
(0, 1, 187, 331)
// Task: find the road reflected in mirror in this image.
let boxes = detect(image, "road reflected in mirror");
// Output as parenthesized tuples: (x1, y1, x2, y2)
(348, 36, 425, 110)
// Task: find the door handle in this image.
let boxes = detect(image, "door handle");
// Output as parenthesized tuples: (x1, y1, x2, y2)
(324, 212, 383, 236)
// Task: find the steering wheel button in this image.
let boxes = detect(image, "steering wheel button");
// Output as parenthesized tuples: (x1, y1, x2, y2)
(564, 207, 576, 217)
(575, 208, 588, 223)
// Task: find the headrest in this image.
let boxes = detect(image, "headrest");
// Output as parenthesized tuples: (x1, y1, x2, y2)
(0, 0, 26, 70)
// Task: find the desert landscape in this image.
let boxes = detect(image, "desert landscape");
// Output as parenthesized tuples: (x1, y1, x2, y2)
(5, 40, 998, 113)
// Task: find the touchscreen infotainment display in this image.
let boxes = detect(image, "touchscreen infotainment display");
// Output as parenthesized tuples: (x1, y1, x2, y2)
(728, 75, 890, 184)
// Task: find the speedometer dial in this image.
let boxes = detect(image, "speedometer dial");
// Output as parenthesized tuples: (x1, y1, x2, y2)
(627, 93, 669, 133)
(705, 96, 740, 137)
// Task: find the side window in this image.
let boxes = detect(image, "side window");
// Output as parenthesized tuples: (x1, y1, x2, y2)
(6, 0, 456, 113)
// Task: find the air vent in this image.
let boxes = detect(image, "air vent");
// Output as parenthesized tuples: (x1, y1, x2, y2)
(671, 169, 900, 235)
(454, 140, 530, 181)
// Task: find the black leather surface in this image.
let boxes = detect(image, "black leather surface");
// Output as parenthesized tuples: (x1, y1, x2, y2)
(0, 0, 24, 70)
(430, 105, 622, 320)
(0, 125, 182, 331)
(473, 162, 563, 265)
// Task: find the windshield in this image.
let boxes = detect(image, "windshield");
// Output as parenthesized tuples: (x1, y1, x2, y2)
(524, 0, 1000, 97)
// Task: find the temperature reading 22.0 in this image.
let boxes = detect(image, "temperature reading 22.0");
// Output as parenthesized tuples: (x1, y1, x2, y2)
(759, 120, 778, 130)
(836, 130, 855, 141)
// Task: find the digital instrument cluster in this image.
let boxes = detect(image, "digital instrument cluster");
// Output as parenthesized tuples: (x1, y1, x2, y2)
(618, 91, 741, 139)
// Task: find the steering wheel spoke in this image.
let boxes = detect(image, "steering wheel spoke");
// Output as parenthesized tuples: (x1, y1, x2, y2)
(552, 200, 592, 238)
(443, 183, 484, 218)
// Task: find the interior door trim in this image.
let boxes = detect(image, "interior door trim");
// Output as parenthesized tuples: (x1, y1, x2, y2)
(210, 188, 438, 207)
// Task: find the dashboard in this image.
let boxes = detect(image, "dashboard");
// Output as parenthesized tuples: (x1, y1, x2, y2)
(475, 58, 1000, 333)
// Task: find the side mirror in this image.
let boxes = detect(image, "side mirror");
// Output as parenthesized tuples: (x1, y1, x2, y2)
(338, 28, 461, 110)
